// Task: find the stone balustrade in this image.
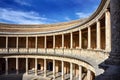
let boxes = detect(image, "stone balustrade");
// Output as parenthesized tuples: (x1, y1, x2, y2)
(19, 48, 28, 53)
(0, 48, 109, 63)
(9, 48, 18, 53)
(0, 48, 8, 53)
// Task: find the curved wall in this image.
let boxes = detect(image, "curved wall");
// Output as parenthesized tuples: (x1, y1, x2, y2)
(0, 0, 110, 80)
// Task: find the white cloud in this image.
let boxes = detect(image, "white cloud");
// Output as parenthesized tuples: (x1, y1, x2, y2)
(64, 17, 71, 21)
(76, 12, 92, 18)
(0, 8, 47, 24)
(14, 0, 31, 6)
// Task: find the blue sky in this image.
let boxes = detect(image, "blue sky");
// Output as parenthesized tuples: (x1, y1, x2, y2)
(0, 0, 100, 24)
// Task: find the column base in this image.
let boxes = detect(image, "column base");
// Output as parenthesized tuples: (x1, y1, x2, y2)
(44, 73, 47, 78)
(61, 76, 64, 80)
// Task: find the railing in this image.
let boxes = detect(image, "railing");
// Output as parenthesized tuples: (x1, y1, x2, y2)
(19, 48, 28, 53)
(0, 48, 109, 75)
(0, 48, 109, 62)
(0, 48, 8, 54)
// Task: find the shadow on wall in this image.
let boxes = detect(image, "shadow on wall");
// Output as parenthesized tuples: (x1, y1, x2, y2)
(0, 74, 23, 80)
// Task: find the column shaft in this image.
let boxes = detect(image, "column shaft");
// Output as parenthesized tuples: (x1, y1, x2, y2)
(35, 58, 37, 75)
(26, 58, 28, 75)
(53, 35, 55, 48)
(70, 63, 73, 80)
(70, 32, 73, 49)
(62, 34, 64, 48)
(44, 59, 47, 77)
(88, 27, 91, 49)
(5, 58, 8, 75)
(6, 37, 8, 49)
(62, 61, 64, 80)
(53, 60, 55, 79)
(16, 37, 18, 49)
(79, 29, 82, 49)
(79, 65, 82, 80)
(35, 36, 38, 49)
(16, 58, 18, 74)
(26, 37, 28, 49)
(44, 36, 47, 49)
(87, 70, 91, 80)
(97, 21, 101, 49)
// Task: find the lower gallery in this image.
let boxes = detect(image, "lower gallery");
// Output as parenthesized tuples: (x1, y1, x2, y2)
(0, 0, 111, 80)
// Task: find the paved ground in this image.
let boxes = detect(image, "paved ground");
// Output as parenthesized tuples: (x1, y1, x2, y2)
(0, 70, 81, 80)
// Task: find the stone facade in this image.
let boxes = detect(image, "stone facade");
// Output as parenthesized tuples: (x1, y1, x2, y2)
(0, 0, 112, 80)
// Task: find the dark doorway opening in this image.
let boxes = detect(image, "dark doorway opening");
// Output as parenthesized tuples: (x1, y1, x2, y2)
(0, 58, 5, 75)
(47, 62, 53, 71)
(37, 64, 41, 70)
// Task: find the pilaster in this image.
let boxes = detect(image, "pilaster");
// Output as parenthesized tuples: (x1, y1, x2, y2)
(105, 9, 111, 52)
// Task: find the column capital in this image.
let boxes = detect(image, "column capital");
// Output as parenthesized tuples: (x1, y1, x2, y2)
(105, 8, 110, 12)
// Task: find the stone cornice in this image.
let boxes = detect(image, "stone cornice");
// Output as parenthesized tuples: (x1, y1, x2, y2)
(0, 0, 110, 35)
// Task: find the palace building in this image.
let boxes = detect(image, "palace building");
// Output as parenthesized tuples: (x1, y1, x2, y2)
(0, 0, 111, 80)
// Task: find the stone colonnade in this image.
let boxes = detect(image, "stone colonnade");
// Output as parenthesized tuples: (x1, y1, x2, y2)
(3, 57, 93, 80)
(0, 9, 111, 52)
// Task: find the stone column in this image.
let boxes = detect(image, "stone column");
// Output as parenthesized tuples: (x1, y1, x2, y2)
(79, 29, 82, 49)
(61, 61, 64, 80)
(70, 32, 73, 49)
(97, 0, 120, 80)
(26, 58, 28, 75)
(96, 20, 101, 50)
(53, 59, 55, 79)
(16, 58, 19, 74)
(44, 36, 47, 49)
(70, 62, 73, 80)
(26, 37, 28, 48)
(26, 37, 28, 51)
(16, 37, 18, 49)
(87, 69, 91, 80)
(6, 37, 8, 52)
(79, 65, 82, 80)
(6, 37, 8, 49)
(53, 35, 55, 49)
(44, 59, 47, 77)
(62, 34, 64, 48)
(35, 58, 37, 75)
(88, 26, 91, 49)
(105, 9, 111, 52)
(35, 36, 38, 51)
(5, 58, 8, 75)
